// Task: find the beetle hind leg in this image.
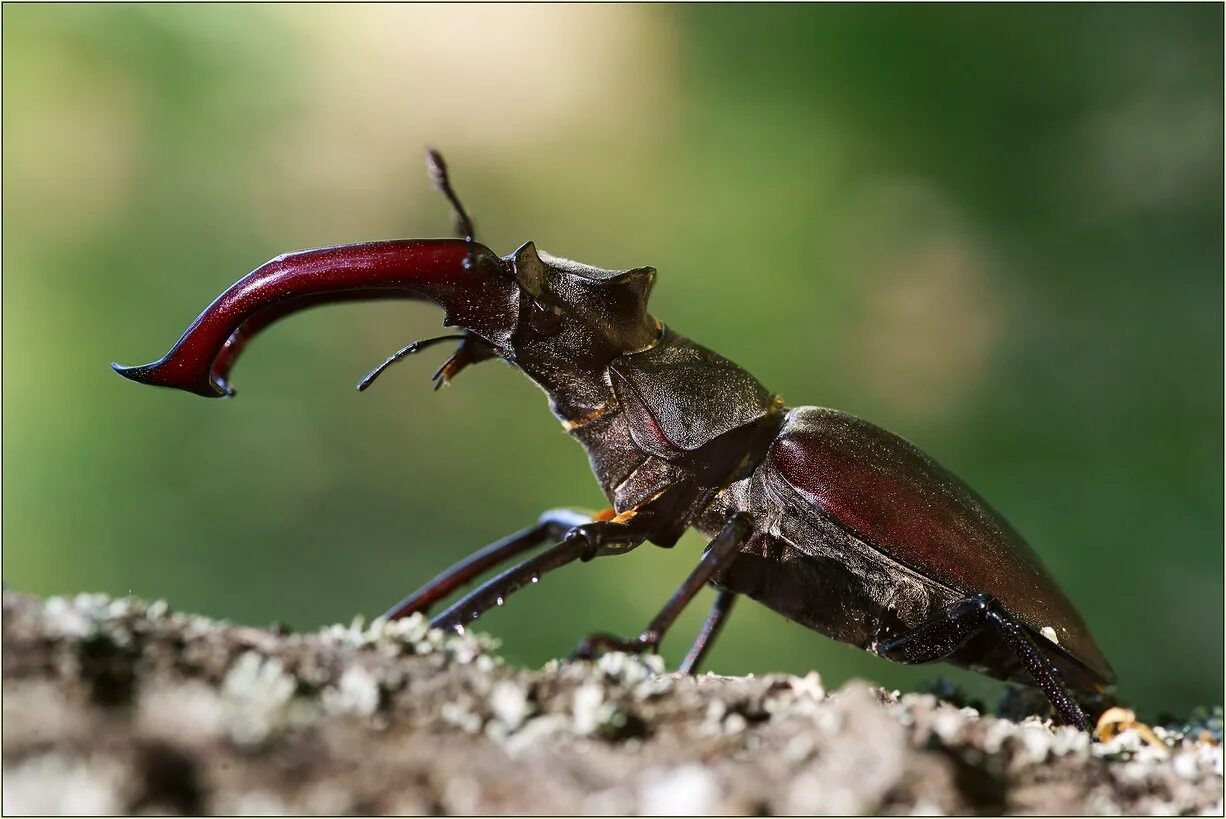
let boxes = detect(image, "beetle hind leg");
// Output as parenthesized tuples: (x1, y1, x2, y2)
(679, 589, 738, 674)
(569, 514, 751, 663)
(872, 593, 993, 663)
(873, 594, 1089, 731)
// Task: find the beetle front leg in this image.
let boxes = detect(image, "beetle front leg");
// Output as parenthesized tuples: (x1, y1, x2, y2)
(873, 593, 1089, 731)
(428, 515, 656, 634)
(570, 514, 751, 662)
(381, 508, 592, 621)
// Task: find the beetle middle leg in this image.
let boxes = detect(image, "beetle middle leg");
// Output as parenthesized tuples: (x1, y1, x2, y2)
(873, 593, 1089, 730)
(570, 513, 752, 661)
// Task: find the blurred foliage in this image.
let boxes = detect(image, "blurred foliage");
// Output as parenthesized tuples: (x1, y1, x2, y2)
(3, 4, 1221, 715)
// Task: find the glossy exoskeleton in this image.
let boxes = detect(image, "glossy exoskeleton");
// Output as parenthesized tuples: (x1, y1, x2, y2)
(114, 151, 1114, 729)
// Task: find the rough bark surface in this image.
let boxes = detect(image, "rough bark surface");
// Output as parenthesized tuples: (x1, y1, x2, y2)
(2, 591, 1221, 816)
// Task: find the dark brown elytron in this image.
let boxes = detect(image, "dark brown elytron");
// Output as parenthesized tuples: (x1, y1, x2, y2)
(114, 150, 1114, 729)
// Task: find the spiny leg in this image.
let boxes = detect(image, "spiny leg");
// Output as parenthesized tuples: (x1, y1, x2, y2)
(571, 513, 752, 661)
(429, 516, 656, 634)
(983, 606, 1089, 731)
(872, 594, 990, 664)
(873, 593, 1088, 730)
(382, 508, 591, 621)
(679, 589, 738, 674)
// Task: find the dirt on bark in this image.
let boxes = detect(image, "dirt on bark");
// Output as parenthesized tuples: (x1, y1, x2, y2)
(2, 591, 1221, 815)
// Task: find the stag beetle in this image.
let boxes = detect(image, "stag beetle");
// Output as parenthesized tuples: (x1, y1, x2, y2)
(114, 150, 1114, 729)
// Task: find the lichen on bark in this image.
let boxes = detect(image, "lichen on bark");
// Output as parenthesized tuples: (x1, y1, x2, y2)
(2, 591, 1221, 815)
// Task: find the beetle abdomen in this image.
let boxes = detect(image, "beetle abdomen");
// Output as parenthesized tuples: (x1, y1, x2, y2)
(764, 407, 1114, 689)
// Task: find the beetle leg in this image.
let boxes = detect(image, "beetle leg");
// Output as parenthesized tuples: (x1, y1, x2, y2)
(570, 513, 752, 662)
(381, 508, 592, 621)
(873, 594, 1089, 730)
(678, 589, 738, 675)
(428, 515, 658, 634)
(984, 604, 1090, 731)
(872, 594, 992, 663)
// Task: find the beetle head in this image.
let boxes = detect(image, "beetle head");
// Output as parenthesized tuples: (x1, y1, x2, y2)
(112, 150, 659, 407)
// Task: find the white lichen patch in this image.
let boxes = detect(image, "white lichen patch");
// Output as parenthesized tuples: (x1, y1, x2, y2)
(632, 673, 675, 701)
(572, 683, 616, 735)
(638, 763, 719, 816)
(488, 680, 531, 731)
(1011, 722, 1058, 766)
(929, 705, 972, 745)
(764, 671, 829, 720)
(1093, 726, 1169, 762)
(701, 699, 728, 735)
(222, 652, 298, 747)
(697, 698, 749, 737)
(790, 670, 826, 702)
(41, 596, 96, 638)
(1049, 725, 1092, 757)
(446, 630, 496, 665)
(315, 611, 498, 662)
(596, 651, 665, 685)
(500, 714, 570, 757)
(440, 701, 484, 734)
(145, 598, 171, 619)
(322, 666, 381, 717)
(2, 754, 126, 815)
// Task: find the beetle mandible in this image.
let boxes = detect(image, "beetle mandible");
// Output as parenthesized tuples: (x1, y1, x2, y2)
(114, 150, 1114, 729)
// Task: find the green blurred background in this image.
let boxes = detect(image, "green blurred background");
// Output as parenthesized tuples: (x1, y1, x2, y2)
(4, 4, 1221, 717)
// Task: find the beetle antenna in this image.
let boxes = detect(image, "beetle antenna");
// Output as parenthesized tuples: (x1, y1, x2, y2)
(357, 334, 466, 392)
(425, 148, 476, 246)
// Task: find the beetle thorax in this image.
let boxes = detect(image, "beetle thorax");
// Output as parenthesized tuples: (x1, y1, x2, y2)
(502, 242, 659, 423)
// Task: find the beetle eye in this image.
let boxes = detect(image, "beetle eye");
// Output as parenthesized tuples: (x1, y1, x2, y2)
(528, 299, 563, 337)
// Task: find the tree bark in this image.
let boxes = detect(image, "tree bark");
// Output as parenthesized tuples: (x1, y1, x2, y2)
(2, 591, 1220, 815)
